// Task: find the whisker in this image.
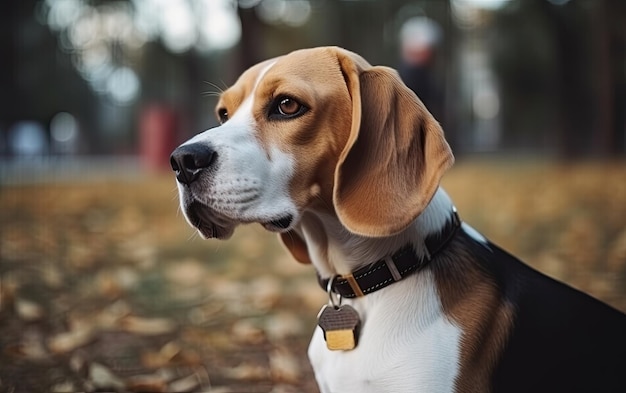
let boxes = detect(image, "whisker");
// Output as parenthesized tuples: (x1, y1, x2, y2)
(202, 81, 226, 98)
(201, 91, 223, 97)
(187, 228, 200, 242)
(203, 80, 225, 92)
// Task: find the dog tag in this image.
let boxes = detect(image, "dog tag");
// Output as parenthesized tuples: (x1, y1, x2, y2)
(317, 304, 361, 351)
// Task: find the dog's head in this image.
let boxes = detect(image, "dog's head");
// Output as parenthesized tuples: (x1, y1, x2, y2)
(170, 47, 453, 260)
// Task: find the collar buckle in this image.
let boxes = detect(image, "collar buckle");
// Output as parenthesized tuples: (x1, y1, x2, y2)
(384, 256, 403, 282)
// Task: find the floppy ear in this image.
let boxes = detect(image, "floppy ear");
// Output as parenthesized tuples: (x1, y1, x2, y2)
(333, 51, 454, 237)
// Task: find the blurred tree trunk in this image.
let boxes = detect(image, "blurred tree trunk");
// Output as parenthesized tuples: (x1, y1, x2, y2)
(587, 0, 626, 157)
(606, 0, 626, 155)
(544, 1, 591, 159)
(590, 0, 612, 156)
(548, 0, 625, 158)
(237, 6, 264, 71)
(493, 0, 626, 158)
(0, 1, 20, 130)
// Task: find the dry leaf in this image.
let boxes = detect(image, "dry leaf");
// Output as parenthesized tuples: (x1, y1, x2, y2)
(264, 312, 305, 341)
(168, 373, 202, 392)
(269, 347, 301, 384)
(159, 341, 182, 360)
(164, 259, 207, 286)
(231, 319, 265, 345)
(88, 362, 125, 390)
(125, 374, 169, 392)
(47, 325, 96, 354)
(14, 297, 45, 321)
(6, 328, 48, 360)
(69, 351, 88, 373)
(51, 380, 77, 393)
(250, 276, 281, 311)
(97, 299, 132, 329)
(119, 315, 177, 335)
(224, 362, 268, 381)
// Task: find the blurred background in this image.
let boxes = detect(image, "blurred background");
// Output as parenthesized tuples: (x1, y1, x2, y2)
(1, 0, 626, 392)
(2, 0, 626, 171)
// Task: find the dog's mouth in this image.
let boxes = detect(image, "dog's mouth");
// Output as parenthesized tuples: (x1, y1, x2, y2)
(261, 215, 294, 232)
(185, 200, 294, 239)
(185, 201, 235, 239)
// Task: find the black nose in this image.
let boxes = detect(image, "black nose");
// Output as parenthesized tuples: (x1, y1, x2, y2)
(170, 143, 217, 185)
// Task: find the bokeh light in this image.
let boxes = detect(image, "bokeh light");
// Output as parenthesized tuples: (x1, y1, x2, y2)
(9, 121, 48, 157)
(50, 112, 79, 154)
(41, 0, 243, 105)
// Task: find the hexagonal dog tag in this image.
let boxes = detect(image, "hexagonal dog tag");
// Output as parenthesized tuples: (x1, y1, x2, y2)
(317, 304, 361, 351)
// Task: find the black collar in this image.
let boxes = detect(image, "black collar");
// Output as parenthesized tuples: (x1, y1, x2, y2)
(318, 210, 461, 299)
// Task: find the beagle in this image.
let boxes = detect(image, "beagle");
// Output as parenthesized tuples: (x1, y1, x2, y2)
(170, 47, 626, 392)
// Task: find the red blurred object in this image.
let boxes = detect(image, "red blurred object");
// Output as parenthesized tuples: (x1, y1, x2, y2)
(139, 105, 178, 172)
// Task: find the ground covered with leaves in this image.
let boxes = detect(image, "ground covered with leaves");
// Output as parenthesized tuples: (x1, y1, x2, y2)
(1, 160, 625, 392)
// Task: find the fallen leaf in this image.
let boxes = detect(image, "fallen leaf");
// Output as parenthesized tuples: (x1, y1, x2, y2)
(97, 300, 132, 329)
(5, 328, 48, 360)
(159, 341, 182, 360)
(250, 276, 281, 311)
(47, 325, 96, 354)
(168, 372, 202, 392)
(119, 315, 177, 335)
(14, 297, 45, 321)
(69, 351, 88, 373)
(224, 362, 268, 381)
(51, 380, 77, 393)
(231, 319, 265, 345)
(264, 312, 305, 341)
(125, 374, 169, 392)
(88, 362, 125, 390)
(269, 347, 301, 384)
(164, 259, 207, 286)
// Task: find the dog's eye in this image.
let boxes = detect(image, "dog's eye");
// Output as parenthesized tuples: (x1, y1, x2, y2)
(270, 96, 307, 119)
(278, 98, 301, 115)
(217, 108, 228, 124)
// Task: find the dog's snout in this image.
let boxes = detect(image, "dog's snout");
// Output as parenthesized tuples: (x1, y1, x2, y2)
(170, 143, 217, 185)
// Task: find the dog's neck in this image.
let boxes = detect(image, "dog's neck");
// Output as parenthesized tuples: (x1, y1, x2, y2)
(296, 188, 456, 279)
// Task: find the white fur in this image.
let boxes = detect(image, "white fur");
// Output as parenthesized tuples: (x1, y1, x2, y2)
(301, 189, 463, 392)
(462, 222, 490, 248)
(308, 272, 462, 393)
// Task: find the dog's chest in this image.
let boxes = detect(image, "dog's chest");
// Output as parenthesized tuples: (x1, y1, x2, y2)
(308, 273, 462, 393)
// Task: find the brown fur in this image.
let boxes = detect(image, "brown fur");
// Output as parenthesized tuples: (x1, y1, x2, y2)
(433, 243, 515, 393)
(224, 47, 457, 262)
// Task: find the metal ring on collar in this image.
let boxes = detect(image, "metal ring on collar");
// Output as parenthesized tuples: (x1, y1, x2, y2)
(326, 275, 343, 308)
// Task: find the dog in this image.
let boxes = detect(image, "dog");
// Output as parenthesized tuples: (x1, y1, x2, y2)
(170, 47, 626, 392)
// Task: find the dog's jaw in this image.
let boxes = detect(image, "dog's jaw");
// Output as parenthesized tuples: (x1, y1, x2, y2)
(182, 200, 236, 240)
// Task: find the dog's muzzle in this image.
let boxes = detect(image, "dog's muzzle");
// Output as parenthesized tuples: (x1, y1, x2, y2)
(170, 143, 234, 239)
(170, 142, 296, 238)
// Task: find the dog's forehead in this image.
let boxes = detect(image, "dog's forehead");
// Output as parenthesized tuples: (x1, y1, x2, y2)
(220, 48, 350, 106)
(268, 47, 339, 74)
(217, 58, 276, 110)
(267, 50, 350, 91)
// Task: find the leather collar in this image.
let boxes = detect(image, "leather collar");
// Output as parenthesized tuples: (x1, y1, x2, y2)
(318, 210, 461, 299)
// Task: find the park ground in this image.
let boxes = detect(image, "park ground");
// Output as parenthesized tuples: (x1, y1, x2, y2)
(1, 159, 625, 392)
